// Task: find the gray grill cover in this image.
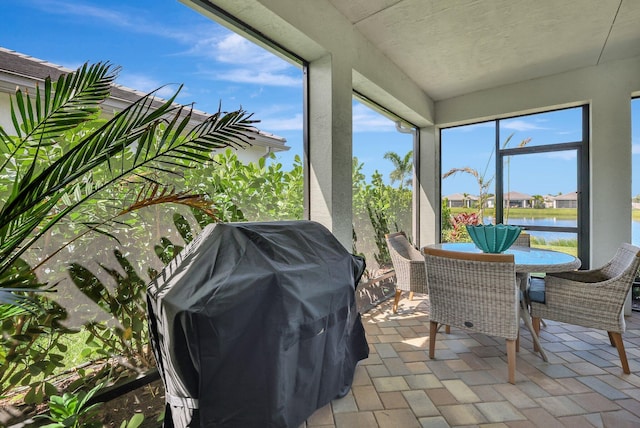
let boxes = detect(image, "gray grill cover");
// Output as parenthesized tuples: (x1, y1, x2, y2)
(147, 221, 368, 427)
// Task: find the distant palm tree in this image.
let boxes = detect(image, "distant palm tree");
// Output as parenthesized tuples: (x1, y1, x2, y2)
(442, 167, 493, 220)
(384, 150, 413, 189)
(532, 194, 545, 209)
(503, 136, 531, 220)
(443, 133, 530, 222)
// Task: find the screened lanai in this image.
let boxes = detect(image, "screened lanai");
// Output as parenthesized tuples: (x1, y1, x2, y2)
(184, 0, 640, 310)
(173, 2, 640, 426)
(170, 5, 640, 426)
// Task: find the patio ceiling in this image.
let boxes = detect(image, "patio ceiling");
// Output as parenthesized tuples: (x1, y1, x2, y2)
(327, 0, 640, 101)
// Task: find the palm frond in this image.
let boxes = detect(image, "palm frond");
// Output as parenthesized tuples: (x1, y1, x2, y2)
(0, 195, 61, 271)
(119, 181, 220, 220)
(11, 62, 117, 143)
(0, 61, 256, 291)
(442, 167, 479, 180)
(0, 256, 52, 317)
(0, 300, 31, 320)
(0, 290, 40, 320)
(0, 84, 178, 229)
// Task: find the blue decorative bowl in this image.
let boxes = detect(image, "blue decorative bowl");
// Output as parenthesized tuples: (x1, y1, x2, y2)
(465, 224, 522, 253)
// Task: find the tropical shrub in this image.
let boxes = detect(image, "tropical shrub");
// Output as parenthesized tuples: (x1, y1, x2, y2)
(194, 149, 304, 221)
(0, 275, 73, 402)
(0, 61, 255, 304)
(353, 158, 412, 276)
(0, 61, 255, 403)
(34, 381, 107, 428)
(441, 198, 452, 234)
(68, 249, 154, 371)
(68, 213, 201, 372)
(442, 211, 480, 242)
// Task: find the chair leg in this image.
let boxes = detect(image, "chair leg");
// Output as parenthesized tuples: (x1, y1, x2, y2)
(607, 331, 616, 347)
(429, 321, 438, 359)
(506, 339, 516, 384)
(516, 331, 520, 353)
(409, 291, 414, 301)
(445, 325, 451, 334)
(392, 289, 402, 313)
(532, 317, 541, 352)
(608, 332, 631, 374)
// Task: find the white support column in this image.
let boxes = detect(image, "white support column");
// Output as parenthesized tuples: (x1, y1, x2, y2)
(308, 54, 353, 249)
(590, 96, 632, 263)
(418, 126, 439, 247)
(590, 88, 634, 315)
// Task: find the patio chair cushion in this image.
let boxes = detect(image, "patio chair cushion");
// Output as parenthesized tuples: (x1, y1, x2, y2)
(528, 277, 546, 303)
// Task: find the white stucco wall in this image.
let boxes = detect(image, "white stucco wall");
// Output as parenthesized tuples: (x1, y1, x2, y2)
(0, 92, 13, 131)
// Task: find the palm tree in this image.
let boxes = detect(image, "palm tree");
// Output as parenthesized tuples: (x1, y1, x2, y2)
(384, 150, 413, 189)
(442, 133, 530, 222)
(442, 167, 493, 220)
(503, 135, 531, 220)
(0, 62, 256, 311)
(532, 194, 545, 209)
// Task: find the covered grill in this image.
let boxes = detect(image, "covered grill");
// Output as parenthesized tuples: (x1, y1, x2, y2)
(147, 220, 369, 427)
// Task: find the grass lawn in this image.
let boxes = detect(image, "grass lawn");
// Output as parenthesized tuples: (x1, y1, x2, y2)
(532, 243, 578, 257)
(452, 206, 640, 221)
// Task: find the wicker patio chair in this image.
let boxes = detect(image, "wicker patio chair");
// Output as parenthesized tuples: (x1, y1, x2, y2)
(530, 243, 640, 374)
(385, 232, 428, 313)
(423, 248, 520, 384)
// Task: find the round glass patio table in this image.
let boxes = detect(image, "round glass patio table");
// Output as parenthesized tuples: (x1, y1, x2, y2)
(422, 242, 582, 362)
(426, 242, 581, 273)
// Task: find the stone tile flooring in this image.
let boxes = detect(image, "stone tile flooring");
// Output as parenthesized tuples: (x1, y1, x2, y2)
(303, 295, 640, 427)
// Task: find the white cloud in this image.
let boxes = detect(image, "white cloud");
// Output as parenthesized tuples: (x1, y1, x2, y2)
(33, 0, 196, 43)
(633, 143, 640, 155)
(258, 114, 304, 132)
(191, 34, 300, 87)
(37, 0, 128, 24)
(501, 119, 547, 132)
(34, 2, 300, 88)
(352, 104, 397, 133)
(251, 103, 402, 133)
(214, 69, 301, 86)
(215, 34, 287, 70)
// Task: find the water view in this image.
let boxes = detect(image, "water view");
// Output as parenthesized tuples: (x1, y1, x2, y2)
(491, 217, 640, 247)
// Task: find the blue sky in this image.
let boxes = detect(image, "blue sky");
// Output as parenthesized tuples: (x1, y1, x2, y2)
(1, 0, 638, 195)
(1, 0, 406, 183)
(442, 108, 585, 197)
(444, 103, 640, 197)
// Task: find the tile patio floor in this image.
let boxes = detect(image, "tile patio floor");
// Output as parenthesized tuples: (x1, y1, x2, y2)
(303, 294, 640, 428)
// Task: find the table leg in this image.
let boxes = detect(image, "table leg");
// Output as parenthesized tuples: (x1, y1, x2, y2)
(517, 273, 548, 362)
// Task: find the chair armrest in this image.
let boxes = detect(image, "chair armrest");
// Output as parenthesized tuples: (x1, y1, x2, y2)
(544, 274, 628, 309)
(547, 269, 607, 283)
(534, 273, 630, 332)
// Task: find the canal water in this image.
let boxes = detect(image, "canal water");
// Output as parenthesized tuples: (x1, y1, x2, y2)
(486, 217, 640, 246)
